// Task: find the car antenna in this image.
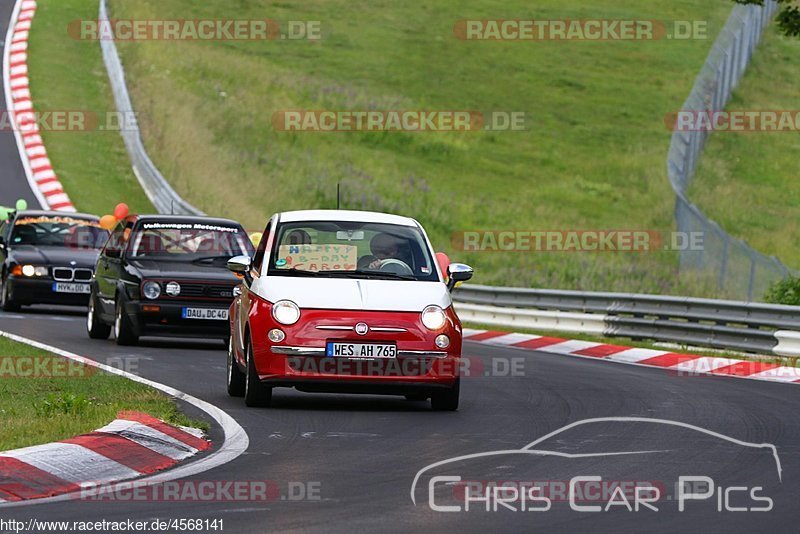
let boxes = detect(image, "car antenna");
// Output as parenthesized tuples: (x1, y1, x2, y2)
(336, 183, 341, 210)
(171, 200, 174, 215)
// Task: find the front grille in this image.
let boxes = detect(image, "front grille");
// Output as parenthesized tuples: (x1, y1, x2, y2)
(164, 282, 236, 299)
(52, 267, 93, 282)
(74, 269, 92, 281)
(53, 268, 73, 281)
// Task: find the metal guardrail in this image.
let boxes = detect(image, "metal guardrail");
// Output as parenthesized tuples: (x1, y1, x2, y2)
(98, 0, 204, 216)
(453, 285, 800, 356)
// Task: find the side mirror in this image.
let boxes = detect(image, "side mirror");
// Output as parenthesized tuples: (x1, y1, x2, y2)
(447, 263, 473, 292)
(227, 255, 252, 283)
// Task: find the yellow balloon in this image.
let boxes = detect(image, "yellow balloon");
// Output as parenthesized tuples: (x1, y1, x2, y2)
(99, 215, 118, 230)
(249, 232, 263, 247)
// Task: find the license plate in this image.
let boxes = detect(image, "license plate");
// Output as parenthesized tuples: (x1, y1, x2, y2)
(181, 307, 229, 320)
(326, 342, 397, 359)
(52, 283, 90, 294)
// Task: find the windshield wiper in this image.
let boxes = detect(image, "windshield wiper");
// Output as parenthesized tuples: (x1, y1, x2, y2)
(322, 269, 416, 281)
(192, 255, 234, 264)
(273, 268, 322, 277)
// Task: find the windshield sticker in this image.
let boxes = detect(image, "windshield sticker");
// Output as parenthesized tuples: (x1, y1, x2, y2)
(15, 216, 101, 228)
(141, 222, 240, 233)
(277, 244, 358, 272)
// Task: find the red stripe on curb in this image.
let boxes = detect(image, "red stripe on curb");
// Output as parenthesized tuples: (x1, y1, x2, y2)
(48, 201, 75, 210)
(464, 331, 508, 342)
(512, 336, 568, 350)
(63, 433, 177, 474)
(0, 456, 78, 500)
(636, 353, 701, 368)
(573, 344, 631, 358)
(118, 412, 210, 451)
(710, 361, 782, 377)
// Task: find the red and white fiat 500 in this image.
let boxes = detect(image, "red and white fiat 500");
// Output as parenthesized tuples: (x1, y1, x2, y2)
(225, 210, 474, 410)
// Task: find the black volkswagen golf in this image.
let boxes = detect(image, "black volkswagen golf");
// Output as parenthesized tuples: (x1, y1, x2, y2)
(87, 214, 254, 345)
(0, 210, 108, 311)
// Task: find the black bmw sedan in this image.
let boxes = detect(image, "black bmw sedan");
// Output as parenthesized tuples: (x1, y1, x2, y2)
(0, 210, 108, 311)
(87, 214, 254, 346)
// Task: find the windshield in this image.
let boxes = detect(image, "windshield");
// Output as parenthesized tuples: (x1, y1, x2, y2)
(267, 220, 439, 282)
(128, 221, 253, 261)
(10, 216, 108, 249)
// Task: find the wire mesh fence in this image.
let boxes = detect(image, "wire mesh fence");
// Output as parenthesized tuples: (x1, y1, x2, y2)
(667, 0, 788, 301)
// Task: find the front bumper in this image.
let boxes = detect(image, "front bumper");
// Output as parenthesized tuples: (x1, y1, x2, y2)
(124, 300, 232, 338)
(246, 297, 463, 390)
(6, 276, 91, 306)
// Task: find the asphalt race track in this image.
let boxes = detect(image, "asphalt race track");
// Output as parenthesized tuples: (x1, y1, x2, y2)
(0, 0, 40, 210)
(0, 307, 798, 533)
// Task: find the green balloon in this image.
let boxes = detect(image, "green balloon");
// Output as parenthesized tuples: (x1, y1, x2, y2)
(15, 199, 27, 211)
(0, 207, 7, 220)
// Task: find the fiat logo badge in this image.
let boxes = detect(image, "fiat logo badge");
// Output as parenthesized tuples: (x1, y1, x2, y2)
(355, 323, 369, 336)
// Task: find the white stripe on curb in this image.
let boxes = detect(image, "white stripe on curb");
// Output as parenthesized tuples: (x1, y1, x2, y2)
(97, 420, 199, 461)
(2, 443, 141, 484)
(0, 330, 250, 508)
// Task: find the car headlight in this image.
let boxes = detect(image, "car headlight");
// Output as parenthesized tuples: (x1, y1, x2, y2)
(272, 300, 300, 325)
(421, 305, 447, 331)
(21, 265, 48, 277)
(142, 281, 161, 300)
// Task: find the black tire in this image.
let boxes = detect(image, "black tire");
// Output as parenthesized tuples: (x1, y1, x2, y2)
(114, 296, 138, 346)
(1, 275, 20, 312)
(404, 394, 428, 402)
(244, 338, 272, 407)
(227, 337, 246, 397)
(87, 291, 111, 340)
(431, 378, 460, 411)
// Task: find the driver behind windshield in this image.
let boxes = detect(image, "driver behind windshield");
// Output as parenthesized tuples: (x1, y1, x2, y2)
(363, 233, 410, 271)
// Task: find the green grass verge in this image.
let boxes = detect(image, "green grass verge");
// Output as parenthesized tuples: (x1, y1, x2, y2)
(689, 25, 800, 269)
(26, 0, 153, 216)
(0, 336, 206, 451)
(104, 0, 734, 296)
(30, 0, 767, 297)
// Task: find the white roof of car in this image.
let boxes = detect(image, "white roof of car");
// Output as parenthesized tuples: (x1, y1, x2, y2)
(278, 210, 419, 227)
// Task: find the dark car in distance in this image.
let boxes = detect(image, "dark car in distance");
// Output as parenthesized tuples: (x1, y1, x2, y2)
(0, 210, 109, 311)
(87, 215, 255, 345)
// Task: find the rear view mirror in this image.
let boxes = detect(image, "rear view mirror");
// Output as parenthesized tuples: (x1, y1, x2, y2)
(336, 230, 365, 241)
(447, 263, 473, 292)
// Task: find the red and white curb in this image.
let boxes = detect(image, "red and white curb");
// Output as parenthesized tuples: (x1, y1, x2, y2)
(0, 411, 210, 502)
(463, 329, 800, 384)
(3, 0, 75, 212)
(0, 331, 249, 509)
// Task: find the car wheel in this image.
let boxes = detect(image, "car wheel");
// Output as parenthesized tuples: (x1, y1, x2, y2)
(227, 337, 245, 397)
(244, 338, 272, 407)
(1, 275, 20, 312)
(114, 296, 139, 346)
(87, 292, 111, 340)
(404, 394, 428, 402)
(431, 378, 460, 411)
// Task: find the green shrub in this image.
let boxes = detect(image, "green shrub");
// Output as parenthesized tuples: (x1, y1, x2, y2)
(764, 276, 800, 305)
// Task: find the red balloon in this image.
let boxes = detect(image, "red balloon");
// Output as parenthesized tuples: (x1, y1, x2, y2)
(435, 252, 451, 279)
(114, 203, 129, 220)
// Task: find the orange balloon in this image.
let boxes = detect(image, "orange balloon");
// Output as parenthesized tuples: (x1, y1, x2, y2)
(100, 215, 118, 230)
(114, 203, 129, 220)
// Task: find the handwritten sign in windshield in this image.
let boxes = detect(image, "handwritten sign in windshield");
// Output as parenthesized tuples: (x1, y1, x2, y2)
(277, 244, 358, 272)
